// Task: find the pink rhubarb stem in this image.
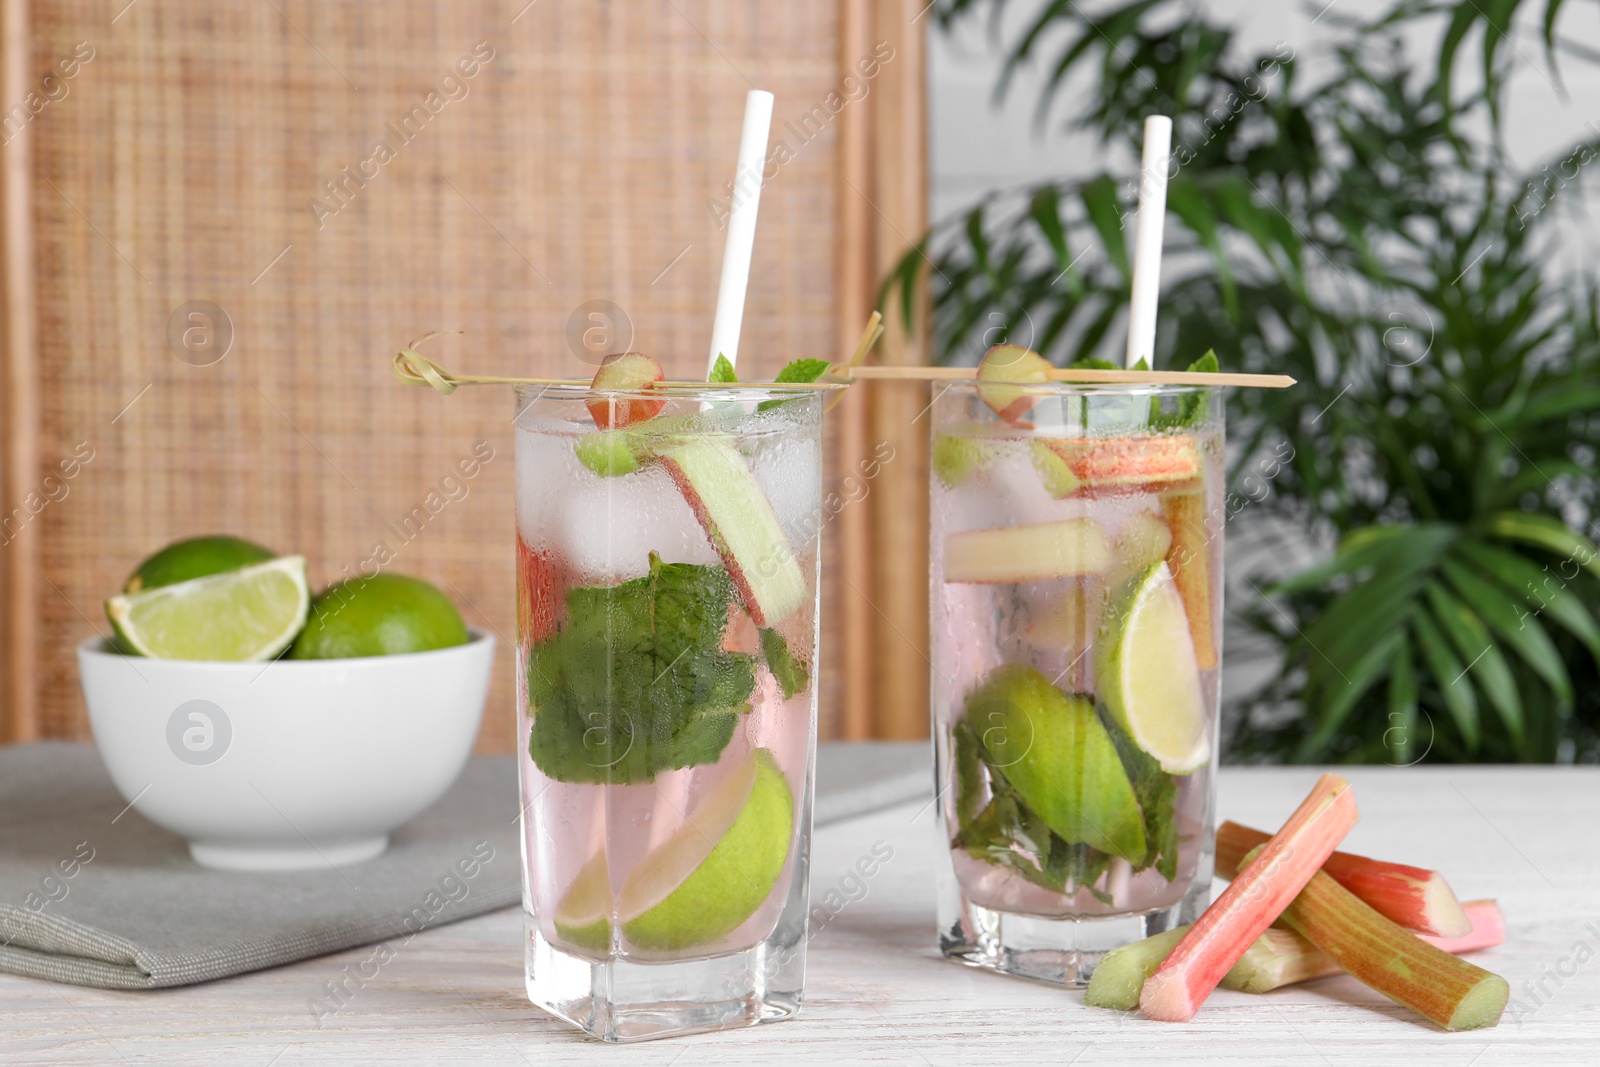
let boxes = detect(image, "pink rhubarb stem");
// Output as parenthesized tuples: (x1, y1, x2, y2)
(1421, 900, 1505, 953)
(1139, 773, 1358, 1022)
(1217, 821, 1471, 937)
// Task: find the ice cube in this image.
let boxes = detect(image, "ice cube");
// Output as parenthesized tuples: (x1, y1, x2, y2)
(552, 464, 721, 582)
(515, 427, 575, 544)
(987, 442, 1085, 526)
(752, 433, 822, 549)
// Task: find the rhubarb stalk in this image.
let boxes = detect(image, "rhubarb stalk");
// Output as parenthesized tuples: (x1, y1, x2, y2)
(1084, 927, 1188, 1010)
(1219, 900, 1506, 994)
(1088, 900, 1507, 1008)
(1139, 774, 1358, 1022)
(1217, 821, 1471, 936)
(1239, 845, 1509, 1030)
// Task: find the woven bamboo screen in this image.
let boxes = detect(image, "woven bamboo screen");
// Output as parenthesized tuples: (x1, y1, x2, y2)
(0, 0, 930, 750)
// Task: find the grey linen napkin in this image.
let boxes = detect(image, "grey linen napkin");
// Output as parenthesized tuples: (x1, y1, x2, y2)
(0, 739, 929, 990)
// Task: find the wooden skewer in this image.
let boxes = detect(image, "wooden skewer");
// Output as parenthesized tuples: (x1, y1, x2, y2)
(825, 311, 885, 412)
(392, 316, 1286, 394)
(831, 365, 1295, 388)
(393, 315, 885, 396)
(392, 349, 848, 393)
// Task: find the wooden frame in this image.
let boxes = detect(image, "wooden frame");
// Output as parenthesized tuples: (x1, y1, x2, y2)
(834, 0, 930, 738)
(1, 0, 39, 744)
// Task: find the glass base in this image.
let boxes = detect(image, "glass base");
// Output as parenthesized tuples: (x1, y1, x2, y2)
(938, 879, 1211, 988)
(524, 917, 805, 1043)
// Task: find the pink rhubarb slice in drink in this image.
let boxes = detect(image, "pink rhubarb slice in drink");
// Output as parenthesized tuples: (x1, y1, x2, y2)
(976, 344, 1054, 426)
(943, 518, 1110, 584)
(1138, 773, 1358, 1022)
(1161, 490, 1217, 670)
(516, 534, 566, 645)
(1033, 435, 1201, 493)
(656, 437, 806, 627)
(1216, 821, 1472, 937)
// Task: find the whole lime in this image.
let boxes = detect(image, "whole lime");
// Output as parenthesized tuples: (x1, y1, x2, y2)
(124, 535, 275, 594)
(288, 574, 470, 659)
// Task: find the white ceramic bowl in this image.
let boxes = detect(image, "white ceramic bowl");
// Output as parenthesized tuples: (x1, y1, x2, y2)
(78, 631, 494, 871)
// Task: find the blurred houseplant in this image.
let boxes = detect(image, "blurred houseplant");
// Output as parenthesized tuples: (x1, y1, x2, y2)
(886, 0, 1600, 762)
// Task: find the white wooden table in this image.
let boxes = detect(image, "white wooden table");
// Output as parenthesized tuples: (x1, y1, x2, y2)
(3, 767, 1596, 1065)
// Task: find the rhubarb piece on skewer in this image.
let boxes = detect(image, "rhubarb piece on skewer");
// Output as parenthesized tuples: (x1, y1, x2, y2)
(1216, 821, 1472, 937)
(1248, 846, 1510, 1030)
(1218, 899, 1506, 994)
(976, 344, 1053, 426)
(1138, 774, 1358, 1022)
(586, 352, 666, 429)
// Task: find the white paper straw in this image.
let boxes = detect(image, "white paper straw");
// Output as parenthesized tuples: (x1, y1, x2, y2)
(705, 90, 774, 378)
(1124, 115, 1173, 369)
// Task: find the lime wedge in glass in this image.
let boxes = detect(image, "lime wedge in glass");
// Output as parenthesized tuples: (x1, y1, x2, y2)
(1095, 560, 1210, 774)
(106, 555, 310, 661)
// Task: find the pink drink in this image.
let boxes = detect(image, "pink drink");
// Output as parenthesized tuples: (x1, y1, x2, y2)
(930, 383, 1224, 985)
(513, 384, 823, 1042)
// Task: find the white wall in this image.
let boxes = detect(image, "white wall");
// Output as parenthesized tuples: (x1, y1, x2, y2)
(928, 0, 1600, 277)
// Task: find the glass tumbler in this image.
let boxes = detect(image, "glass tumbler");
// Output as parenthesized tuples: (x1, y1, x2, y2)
(928, 381, 1224, 985)
(513, 382, 823, 1041)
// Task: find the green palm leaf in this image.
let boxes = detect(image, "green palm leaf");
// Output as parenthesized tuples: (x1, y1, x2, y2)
(1487, 513, 1600, 582)
(1439, 556, 1573, 711)
(1411, 609, 1481, 751)
(1424, 582, 1524, 747)
(1385, 635, 1420, 764)
(1453, 538, 1600, 658)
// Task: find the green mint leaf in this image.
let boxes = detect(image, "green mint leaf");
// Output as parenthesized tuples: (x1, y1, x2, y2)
(950, 718, 1111, 899)
(709, 353, 739, 383)
(1150, 349, 1221, 430)
(1131, 357, 1151, 372)
(773, 358, 831, 384)
(758, 358, 833, 413)
(1042, 836, 1114, 905)
(759, 627, 810, 698)
(1100, 705, 1179, 881)
(527, 553, 756, 784)
(952, 716, 986, 826)
(1068, 357, 1121, 370)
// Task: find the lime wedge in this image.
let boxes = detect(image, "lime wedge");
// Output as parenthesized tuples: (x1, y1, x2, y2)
(106, 556, 310, 661)
(1095, 561, 1210, 774)
(620, 749, 794, 952)
(553, 850, 614, 955)
(968, 665, 1147, 859)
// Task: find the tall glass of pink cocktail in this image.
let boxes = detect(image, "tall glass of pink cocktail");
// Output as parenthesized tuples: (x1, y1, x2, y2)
(930, 375, 1224, 986)
(514, 381, 823, 1042)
